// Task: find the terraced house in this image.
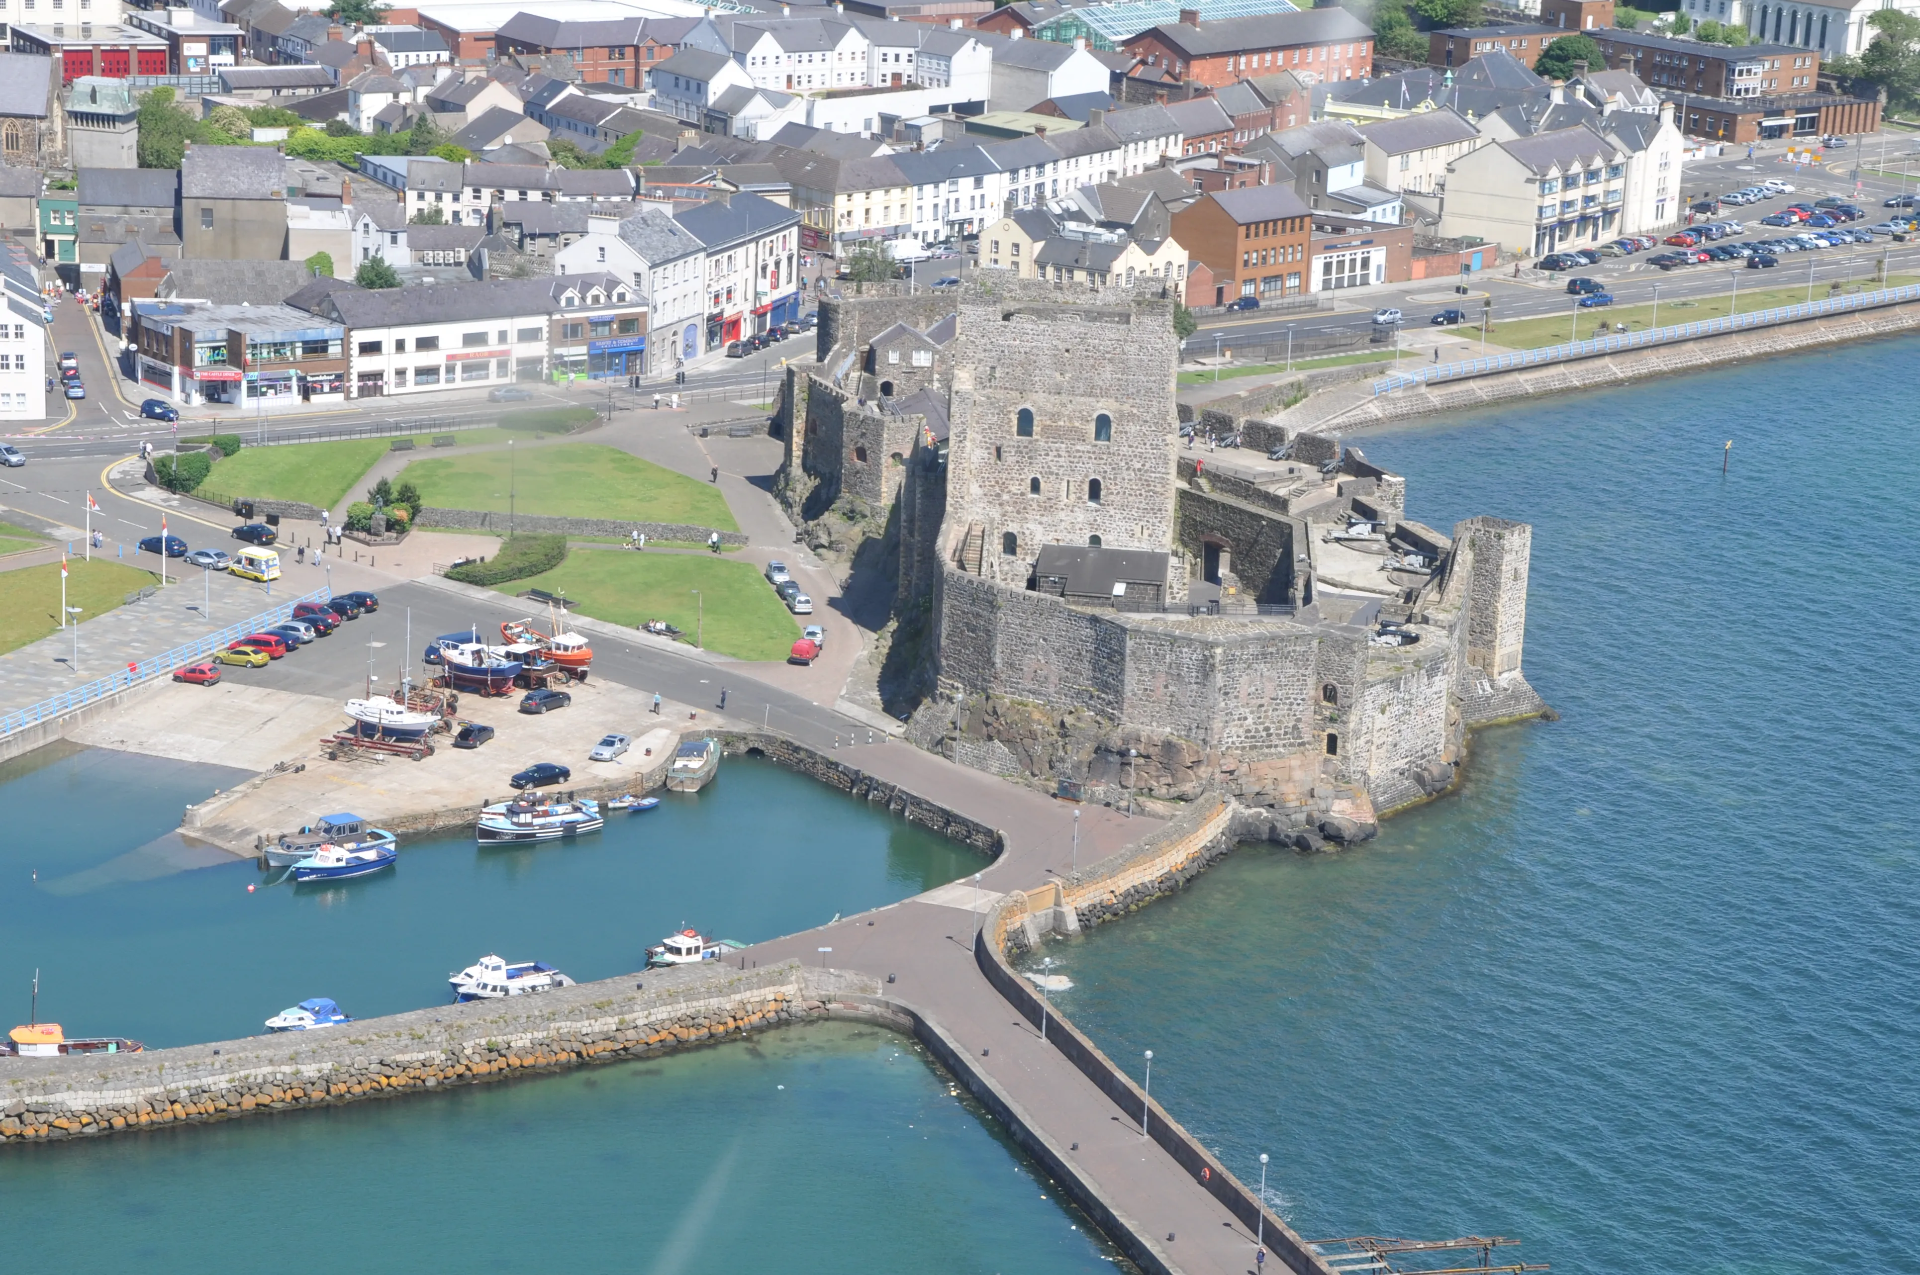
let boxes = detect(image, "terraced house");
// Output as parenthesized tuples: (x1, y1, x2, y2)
(1122, 8, 1374, 88)
(1439, 123, 1632, 259)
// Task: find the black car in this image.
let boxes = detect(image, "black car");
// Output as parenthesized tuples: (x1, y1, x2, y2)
(338, 590, 379, 613)
(326, 597, 364, 621)
(1747, 253, 1779, 269)
(138, 534, 188, 557)
(1429, 309, 1467, 326)
(232, 523, 277, 545)
(452, 722, 495, 749)
(510, 762, 571, 789)
(725, 340, 750, 358)
(1224, 296, 1260, 311)
(1566, 277, 1604, 295)
(140, 399, 178, 422)
(520, 688, 572, 714)
(293, 608, 338, 635)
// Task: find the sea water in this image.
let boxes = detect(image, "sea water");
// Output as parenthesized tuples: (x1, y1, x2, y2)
(1039, 334, 1920, 1273)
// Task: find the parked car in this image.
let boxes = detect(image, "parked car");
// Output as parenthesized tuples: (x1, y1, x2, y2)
(788, 592, 813, 615)
(789, 638, 820, 665)
(64, 383, 85, 400)
(1224, 296, 1260, 311)
(452, 722, 495, 749)
(0, 444, 21, 468)
(184, 548, 229, 570)
(1566, 278, 1604, 295)
(293, 607, 337, 635)
(1884, 194, 1916, 208)
(764, 560, 791, 585)
(487, 385, 534, 402)
(510, 762, 571, 789)
(1804, 213, 1838, 228)
(57, 351, 77, 371)
(1577, 292, 1614, 308)
(1760, 180, 1794, 194)
(589, 733, 631, 761)
(267, 621, 317, 645)
(326, 597, 364, 621)
(232, 523, 277, 545)
(1596, 242, 1629, 257)
(931, 276, 961, 289)
(726, 340, 750, 357)
(236, 633, 291, 658)
(774, 578, 801, 603)
(1371, 307, 1403, 325)
(138, 534, 188, 558)
(1665, 232, 1700, 246)
(172, 662, 221, 686)
(140, 399, 178, 422)
(1429, 309, 1467, 326)
(338, 590, 379, 612)
(520, 688, 572, 714)
(1747, 254, 1779, 269)
(1648, 253, 1685, 269)
(214, 646, 271, 668)
(1535, 254, 1575, 270)
(802, 624, 826, 649)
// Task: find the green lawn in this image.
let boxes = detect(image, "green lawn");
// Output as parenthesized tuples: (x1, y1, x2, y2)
(0, 559, 157, 656)
(1489, 273, 1920, 349)
(1177, 350, 1398, 385)
(496, 552, 798, 661)
(397, 444, 739, 531)
(202, 439, 390, 507)
(0, 520, 45, 557)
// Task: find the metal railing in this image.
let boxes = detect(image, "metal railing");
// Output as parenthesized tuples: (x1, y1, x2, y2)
(0, 586, 332, 740)
(1371, 282, 1920, 395)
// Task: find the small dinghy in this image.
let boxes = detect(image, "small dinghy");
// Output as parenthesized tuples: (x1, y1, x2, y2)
(266, 998, 352, 1032)
(606, 794, 661, 813)
(448, 954, 575, 1001)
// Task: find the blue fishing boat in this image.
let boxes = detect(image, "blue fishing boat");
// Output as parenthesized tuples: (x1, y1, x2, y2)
(477, 794, 603, 843)
(606, 794, 660, 813)
(291, 842, 398, 882)
(433, 639, 523, 695)
(266, 813, 397, 868)
(265, 998, 352, 1032)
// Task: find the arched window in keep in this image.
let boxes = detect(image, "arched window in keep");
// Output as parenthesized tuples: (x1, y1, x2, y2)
(1001, 531, 1017, 556)
(1088, 478, 1103, 504)
(1029, 476, 1041, 495)
(1016, 407, 1034, 437)
(1088, 534, 1102, 547)
(1093, 412, 1112, 442)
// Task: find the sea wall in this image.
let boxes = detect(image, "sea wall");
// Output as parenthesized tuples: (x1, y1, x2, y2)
(0, 961, 861, 1146)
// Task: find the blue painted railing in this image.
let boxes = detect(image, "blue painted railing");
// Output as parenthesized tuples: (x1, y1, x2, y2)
(0, 586, 332, 739)
(1371, 282, 1920, 396)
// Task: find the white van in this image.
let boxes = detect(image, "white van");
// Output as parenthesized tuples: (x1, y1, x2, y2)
(885, 238, 930, 264)
(230, 547, 281, 582)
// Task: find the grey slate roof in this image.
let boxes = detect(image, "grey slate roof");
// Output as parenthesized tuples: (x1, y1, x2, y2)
(182, 146, 290, 199)
(1031, 543, 1169, 591)
(79, 167, 179, 209)
(672, 190, 798, 249)
(283, 13, 332, 44)
(1210, 81, 1267, 118)
(309, 40, 361, 69)
(426, 77, 495, 108)
(372, 28, 449, 53)
(980, 32, 1082, 70)
(1163, 96, 1233, 136)
(1356, 108, 1481, 156)
(887, 385, 948, 441)
(454, 106, 539, 150)
(1103, 103, 1179, 143)
(1498, 124, 1620, 175)
(405, 224, 484, 250)
(156, 259, 316, 305)
(653, 48, 734, 82)
(1034, 235, 1127, 272)
(553, 168, 637, 197)
(1039, 90, 1116, 122)
(892, 146, 999, 188)
(1207, 183, 1310, 223)
(616, 205, 706, 265)
(1138, 8, 1370, 57)
(496, 12, 648, 48)
(108, 238, 157, 279)
(293, 275, 614, 328)
(0, 166, 40, 198)
(221, 65, 335, 89)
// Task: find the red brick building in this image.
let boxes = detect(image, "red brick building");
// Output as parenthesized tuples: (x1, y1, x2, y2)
(492, 13, 692, 86)
(1123, 8, 1374, 89)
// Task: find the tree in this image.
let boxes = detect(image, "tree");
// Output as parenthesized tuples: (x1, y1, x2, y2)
(1172, 304, 1198, 340)
(1613, 9, 1637, 27)
(1412, 0, 1481, 32)
(136, 87, 195, 169)
(324, 119, 359, 137)
(245, 105, 304, 128)
(1668, 10, 1691, 33)
(394, 480, 422, 510)
(355, 256, 402, 288)
(367, 477, 394, 506)
(305, 250, 335, 278)
(206, 104, 252, 141)
(406, 111, 445, 156)
(1534, 32, 1605, 80)
(429, 143, 472, 163)
(327, 0, 388, 23)
(409, 204, 446, 225)
(1846, 10, 1920, 110)
(602, 130, 642, 167)
(842, 239, 897, 282)
(547, 139, 598, 169)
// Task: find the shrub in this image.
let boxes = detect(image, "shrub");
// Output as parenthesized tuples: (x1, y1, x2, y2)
(388, 505, 412, 526)
(208, 434, 243, 457)
(445, 534, 567, 586)
(394, 480, 422, 509)
(153, 451, 213, 492)
(344, 501, 375, 533)
(496, 407, 598, 434)
(368, 476, 394, 505)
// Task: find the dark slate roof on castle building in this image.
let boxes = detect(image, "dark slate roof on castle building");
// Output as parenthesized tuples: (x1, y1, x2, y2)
(1032, 544, 1170, 593)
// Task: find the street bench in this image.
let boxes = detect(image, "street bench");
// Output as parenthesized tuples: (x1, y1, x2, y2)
(519, 588, 574, 610)
(431, 435, 457, 447)
(390, 438, 415, 451)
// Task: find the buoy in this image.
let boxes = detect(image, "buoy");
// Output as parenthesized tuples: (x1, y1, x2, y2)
(247, 884, 255, 893)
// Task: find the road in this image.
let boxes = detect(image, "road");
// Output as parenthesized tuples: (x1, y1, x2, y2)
(1185, 132, 1920, 356)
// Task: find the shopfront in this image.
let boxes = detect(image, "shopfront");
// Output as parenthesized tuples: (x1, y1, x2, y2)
(244, 369, 299, 402)
(192, 367, 243, 404)
(588, 334, 646, 378)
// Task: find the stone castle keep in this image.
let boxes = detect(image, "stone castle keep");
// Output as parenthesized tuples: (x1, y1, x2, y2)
(777, 278, 1546, 835)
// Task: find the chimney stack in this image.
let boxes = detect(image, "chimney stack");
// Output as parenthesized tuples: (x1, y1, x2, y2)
(1179, 8, 1200, 25)
(1088, 107, 1105, 126)
(328, 22, 343, 40)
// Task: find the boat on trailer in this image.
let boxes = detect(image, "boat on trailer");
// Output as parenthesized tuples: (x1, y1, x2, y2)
(448, 954, 575, 1001)
(501, 605, 593, 673)
(432, 639, 524, 695)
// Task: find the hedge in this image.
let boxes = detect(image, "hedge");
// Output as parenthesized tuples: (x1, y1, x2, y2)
(344, 501, 374, 532)
(445, 533, 568, 586)
(152, 451, 213, 493)
(497, 407, 597, 434)
(180, 434, 245, 456)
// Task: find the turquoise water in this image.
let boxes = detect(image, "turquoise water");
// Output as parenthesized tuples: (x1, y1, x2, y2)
(1039, 335, 1920, 1272)
(2, 749, 981, 1048)
(0, 1021, 1116, 1274)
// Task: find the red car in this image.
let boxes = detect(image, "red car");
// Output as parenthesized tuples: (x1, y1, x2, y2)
(1664, 231, 1700, 246)
(1686, 249, 1712, 263)
(233, 633, 290, 659)
(173, 661, 222, 685)
(788, 638, 820, 665)
(291, 602, 339, 634)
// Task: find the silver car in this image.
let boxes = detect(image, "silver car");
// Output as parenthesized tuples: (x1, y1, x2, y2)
(0, 444, 22, 467)
(765, 560, 791, 585)
(589, 733, 631, 762)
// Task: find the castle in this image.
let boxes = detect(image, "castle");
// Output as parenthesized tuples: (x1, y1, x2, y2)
(777, 277, 1545, 838)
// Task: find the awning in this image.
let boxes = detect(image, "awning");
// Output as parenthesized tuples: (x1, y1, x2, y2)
(751, 300, 775, 316)
(445, 349, 507, 362)
(193, 368, 243, 381)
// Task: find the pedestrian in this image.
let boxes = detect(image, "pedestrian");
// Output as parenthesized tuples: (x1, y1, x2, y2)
(708, 531, 720, 552)
(297, 544, 306, 563)
(652, 692, 662, 714)
(719, 686, 728, 709)
(637, 532, 646, 550)
(653, 392, 661, 410)
(710, 464, 719, 483)
(670, 392, 679, 410)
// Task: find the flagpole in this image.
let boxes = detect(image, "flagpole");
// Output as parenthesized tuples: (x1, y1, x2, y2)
(160, 515, 167, 588)
(60, 553, 67, 629)
(84, 492, 91, 561)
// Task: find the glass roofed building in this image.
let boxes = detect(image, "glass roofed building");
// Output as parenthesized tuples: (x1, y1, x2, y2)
(1031, 0, 1298, 51)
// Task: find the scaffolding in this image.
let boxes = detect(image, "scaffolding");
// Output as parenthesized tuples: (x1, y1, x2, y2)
(1306, 1236, 1548, 1275)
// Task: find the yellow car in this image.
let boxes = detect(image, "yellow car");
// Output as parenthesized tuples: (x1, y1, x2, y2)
(215, 645, 271, 668)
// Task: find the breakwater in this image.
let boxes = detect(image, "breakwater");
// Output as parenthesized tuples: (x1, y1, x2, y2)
(0, 960, 850, 1144)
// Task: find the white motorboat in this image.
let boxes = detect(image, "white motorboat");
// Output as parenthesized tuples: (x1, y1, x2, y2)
(344, 697, 440, 741)
(645, 928, 747, 967)
(267, 813, 396, 867)
(665, 738, 720, 793)
(291, 842, 398, 882)
(265, 998, 352, 1032)
(476, 795, 603, 843)
(448, 954, 575, 1001)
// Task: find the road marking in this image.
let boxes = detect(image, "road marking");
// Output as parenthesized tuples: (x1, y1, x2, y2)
(41, 494, 69, 504)
(117, 518, 142, 527)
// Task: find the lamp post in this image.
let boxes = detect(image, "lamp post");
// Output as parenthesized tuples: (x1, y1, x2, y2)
(508, 438, 516, 537)
(1730, 266, 1739, 319)
(1071, 807, 1079, 875)
(690, 589, 702, 649)
(1141, 1049, 1153, 1139)
(1125, 748, 1137, 817)
(1256, 1153, 1269, 1257)
(66, 606, 81, 673)
(1807, 250, 1817, 305)
(1651, 282, 1661, 331)
(1213, 332, 1223, 381)
(1284, 325, 1293, 373)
